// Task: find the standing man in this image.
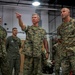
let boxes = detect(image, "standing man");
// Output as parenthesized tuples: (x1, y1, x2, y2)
(16, 13, 49, 75)
(6, 27, 21, 75)
(57, 8, 75, 75)
(0, 17, 10, 75)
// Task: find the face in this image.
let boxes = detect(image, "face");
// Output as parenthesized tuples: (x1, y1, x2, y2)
(32, 14, 40, 24)
(12, 28, 18, 36)
(61, 8, 70, 19)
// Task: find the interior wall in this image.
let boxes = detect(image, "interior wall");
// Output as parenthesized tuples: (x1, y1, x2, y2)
(0, 5, 49, 40)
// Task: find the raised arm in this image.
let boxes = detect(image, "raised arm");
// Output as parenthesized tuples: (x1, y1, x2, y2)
(16, 12, 26, 30)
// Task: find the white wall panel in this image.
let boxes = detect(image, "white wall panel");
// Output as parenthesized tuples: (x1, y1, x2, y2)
(0, 6, 49, 40)
(41, 11, 48, 33)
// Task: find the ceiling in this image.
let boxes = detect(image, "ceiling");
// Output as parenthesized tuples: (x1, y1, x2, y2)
(49, 0, 75, 6)
(0, 0, 74, 8)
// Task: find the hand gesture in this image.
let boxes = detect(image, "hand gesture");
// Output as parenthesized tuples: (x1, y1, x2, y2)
(16, 12, 21, 19)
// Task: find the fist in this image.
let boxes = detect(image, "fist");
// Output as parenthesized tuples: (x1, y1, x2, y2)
(16, 12, 21, 18)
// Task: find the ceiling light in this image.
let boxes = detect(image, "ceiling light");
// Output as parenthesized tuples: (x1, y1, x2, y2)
(32, 1, 40, 6)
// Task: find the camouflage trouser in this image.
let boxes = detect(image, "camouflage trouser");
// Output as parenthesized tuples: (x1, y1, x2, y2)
(0, 57, 10, 75)
(61, 55, 75, 75)
(41, 50, 47, 66)
(23, 55, 43, 75)
(54, 56, 61, 75)
(8, 56, 20, 75)
(54, 62, 60, 75)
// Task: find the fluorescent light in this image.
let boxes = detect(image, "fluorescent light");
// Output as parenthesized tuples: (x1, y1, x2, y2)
(32, 1, 40, 6)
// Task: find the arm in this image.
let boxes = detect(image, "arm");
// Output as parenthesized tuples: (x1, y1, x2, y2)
(16, 12, 26, 30)
(19, 38, 22, 49)
(43, 38, 49, 53)
(43, 38, 49, 59)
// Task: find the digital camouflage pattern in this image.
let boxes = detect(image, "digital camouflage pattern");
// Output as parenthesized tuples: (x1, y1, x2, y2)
(0, 26, 7, 57)
(22, 25, 46, 57)
(57, 18, 75, 75)
(53, 42, 63, 75)
(22, 25, 46, 75)
(0, 26, 10, 75)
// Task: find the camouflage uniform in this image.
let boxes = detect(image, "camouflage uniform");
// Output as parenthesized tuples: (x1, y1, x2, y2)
(0, 26, 10, 75)
(53, 42, 63, 75)
(22, 25, 46, 75)
(57, 18, 75, 75)
(6, 36, 21, 75)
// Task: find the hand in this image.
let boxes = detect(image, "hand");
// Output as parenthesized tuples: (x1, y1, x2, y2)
(46, 53, 49, 59)
(16, 12, 21, 19)
(52, 60, 55, 64)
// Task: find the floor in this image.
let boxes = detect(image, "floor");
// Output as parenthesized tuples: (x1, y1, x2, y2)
(19, 72, 55, 75)
(0, 69, 55, 75)
(0, 72, 55, 75)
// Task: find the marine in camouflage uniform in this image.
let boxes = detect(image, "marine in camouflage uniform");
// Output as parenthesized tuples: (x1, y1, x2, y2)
(22, 26, 47, 75)
(6, 27, 21, 75)
(0, 17, 10, 75)
(57, 8, 75, 75)
(16, 13, 49, 75)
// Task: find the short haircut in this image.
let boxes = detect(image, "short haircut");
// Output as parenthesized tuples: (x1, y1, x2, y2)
(12, 27, 17, 31)
(32, 13, 40, 19)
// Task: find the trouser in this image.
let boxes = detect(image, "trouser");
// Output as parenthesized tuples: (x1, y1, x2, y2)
(23, 55, 42, 75)
(55, 63, 60, 75)
(8, 56, 20, 75)
(54, 58, 61, 75)
(61, 55, 75, 75)
(0, 57, 10, 75)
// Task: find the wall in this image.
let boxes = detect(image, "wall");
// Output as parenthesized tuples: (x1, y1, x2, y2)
(0, 5, 49, 40)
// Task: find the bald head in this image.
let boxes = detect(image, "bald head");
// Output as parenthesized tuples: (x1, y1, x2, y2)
(61, 8, 70, 13)
(60, 8, 71, 20)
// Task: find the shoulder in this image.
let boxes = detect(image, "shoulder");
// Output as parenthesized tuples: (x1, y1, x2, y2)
(39, 27, 44, 30)
(57, 23, 63, 31)
(16, 37, 21, 42)
(0, 26, 7, 38)
(71, 18, 75, 23)
(39, 27, 46, 32)
(0, 26, 7, 32)
(7, 36, 12, 39)
(17, 37, 21, 40)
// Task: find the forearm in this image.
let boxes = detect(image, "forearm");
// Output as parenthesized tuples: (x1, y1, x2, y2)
(43, 39, 49, 53)
(18, 18, 26, 30)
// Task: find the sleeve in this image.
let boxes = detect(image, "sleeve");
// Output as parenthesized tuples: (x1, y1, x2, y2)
(57, 26, 61, 39)
(1, 41, 7, 56)
(21, 26, 29, 32)
(1, 26, 7, 39)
